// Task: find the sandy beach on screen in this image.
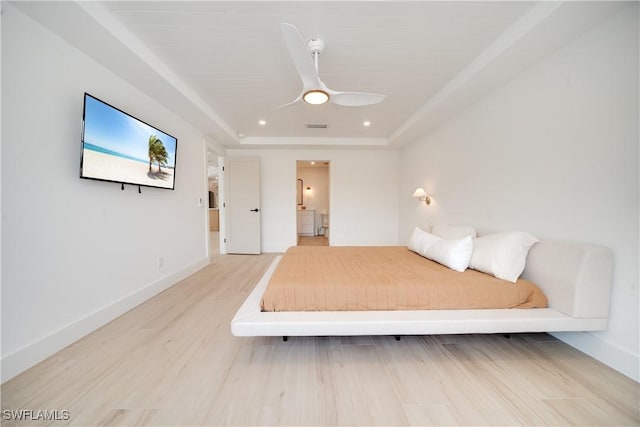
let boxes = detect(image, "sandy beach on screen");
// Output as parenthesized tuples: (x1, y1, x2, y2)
(82, 149, 174, 188)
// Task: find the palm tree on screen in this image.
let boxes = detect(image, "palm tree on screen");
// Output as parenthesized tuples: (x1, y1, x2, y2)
(148, 135, 161, 171)
(148, 135, 169, 173)
(154, 143, 169, 172)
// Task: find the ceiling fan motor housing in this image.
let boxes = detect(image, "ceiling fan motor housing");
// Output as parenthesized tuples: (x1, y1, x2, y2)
(307, 38, 325, 54)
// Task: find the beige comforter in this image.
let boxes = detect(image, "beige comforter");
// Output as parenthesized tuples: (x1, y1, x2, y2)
(261, 246, 548, 312)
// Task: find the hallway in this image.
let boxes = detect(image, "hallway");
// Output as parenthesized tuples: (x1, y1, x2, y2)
(210, 232, 219, 256)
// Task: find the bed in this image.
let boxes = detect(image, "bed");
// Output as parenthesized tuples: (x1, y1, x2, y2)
(231, 239, 613, 337)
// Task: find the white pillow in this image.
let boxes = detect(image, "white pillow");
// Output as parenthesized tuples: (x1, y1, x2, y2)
(407, 227, 440, 254)
(432, 224, 477, 240)
(425, 236, 473, 272)
(408, 227, 473, 272)
(469, 232, 539, 282)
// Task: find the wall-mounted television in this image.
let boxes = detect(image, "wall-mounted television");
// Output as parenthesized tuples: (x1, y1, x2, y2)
(80, 93, 178, 190)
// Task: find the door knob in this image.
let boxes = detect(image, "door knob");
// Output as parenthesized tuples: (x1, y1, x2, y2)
(250, 208, 259, 212)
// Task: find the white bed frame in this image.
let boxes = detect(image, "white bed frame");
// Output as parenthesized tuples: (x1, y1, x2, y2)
(231, 240, 613, 337)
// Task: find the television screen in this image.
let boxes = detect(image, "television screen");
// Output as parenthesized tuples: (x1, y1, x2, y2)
(80, 93, 178, 190)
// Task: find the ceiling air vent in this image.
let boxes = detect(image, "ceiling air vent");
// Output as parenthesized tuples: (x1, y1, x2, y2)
(306, 124, 328, 129)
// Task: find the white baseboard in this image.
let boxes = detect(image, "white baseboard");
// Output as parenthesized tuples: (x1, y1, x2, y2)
(552, 331, 639, 382)
(1, 257, 209, 383)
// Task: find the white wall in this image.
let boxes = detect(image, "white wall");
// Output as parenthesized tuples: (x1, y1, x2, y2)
(1, 5, 209, 381)
(399, 6, 639, 380)
(297, 166, 330, 234)
(226, 148, 399, 252)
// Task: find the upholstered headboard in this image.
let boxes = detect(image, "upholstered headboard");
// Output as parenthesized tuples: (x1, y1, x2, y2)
(522, 240, 613, 318)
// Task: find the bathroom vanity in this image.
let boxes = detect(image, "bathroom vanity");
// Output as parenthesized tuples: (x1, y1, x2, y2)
(297, 209, 315, 236)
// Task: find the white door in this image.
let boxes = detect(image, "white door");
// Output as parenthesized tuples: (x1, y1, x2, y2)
(225, 156, 261, 254)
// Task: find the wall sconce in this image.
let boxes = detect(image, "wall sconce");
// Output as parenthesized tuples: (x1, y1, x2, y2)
(412, 187, 431, 205)
(306, 186, 311, 191)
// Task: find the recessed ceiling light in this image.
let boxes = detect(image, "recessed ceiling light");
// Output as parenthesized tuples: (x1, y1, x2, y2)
(258, 120, 266, 126)
(363, 121, 371, 127)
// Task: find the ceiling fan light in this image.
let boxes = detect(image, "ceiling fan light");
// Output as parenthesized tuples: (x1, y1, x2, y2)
(303, 89, 330, 105)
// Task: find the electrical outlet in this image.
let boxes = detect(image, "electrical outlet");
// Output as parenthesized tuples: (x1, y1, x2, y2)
(157, 257, 164, 268)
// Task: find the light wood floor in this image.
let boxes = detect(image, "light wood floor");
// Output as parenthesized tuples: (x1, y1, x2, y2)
(2, 253, 638, 426)
(297, 235, 329, 246)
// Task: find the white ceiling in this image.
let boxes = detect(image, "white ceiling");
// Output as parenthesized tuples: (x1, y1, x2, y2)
(12, 1, 626, 150)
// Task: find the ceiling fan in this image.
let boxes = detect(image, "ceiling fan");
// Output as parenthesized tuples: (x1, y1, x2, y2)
(276, 23, 386, 109)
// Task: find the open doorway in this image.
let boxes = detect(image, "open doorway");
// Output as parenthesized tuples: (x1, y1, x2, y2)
(296, 160, 330, 246)
(207, 153, 220, 257)
(206, 145, 226, 258)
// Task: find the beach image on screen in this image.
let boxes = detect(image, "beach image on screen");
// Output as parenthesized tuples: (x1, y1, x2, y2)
(81, 95, 177, 189)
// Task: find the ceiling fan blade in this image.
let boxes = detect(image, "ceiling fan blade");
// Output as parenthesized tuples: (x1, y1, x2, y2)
(271, 94, 302, 111)
(280, 23, 320, 91)
(329, 91, 386, 107)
